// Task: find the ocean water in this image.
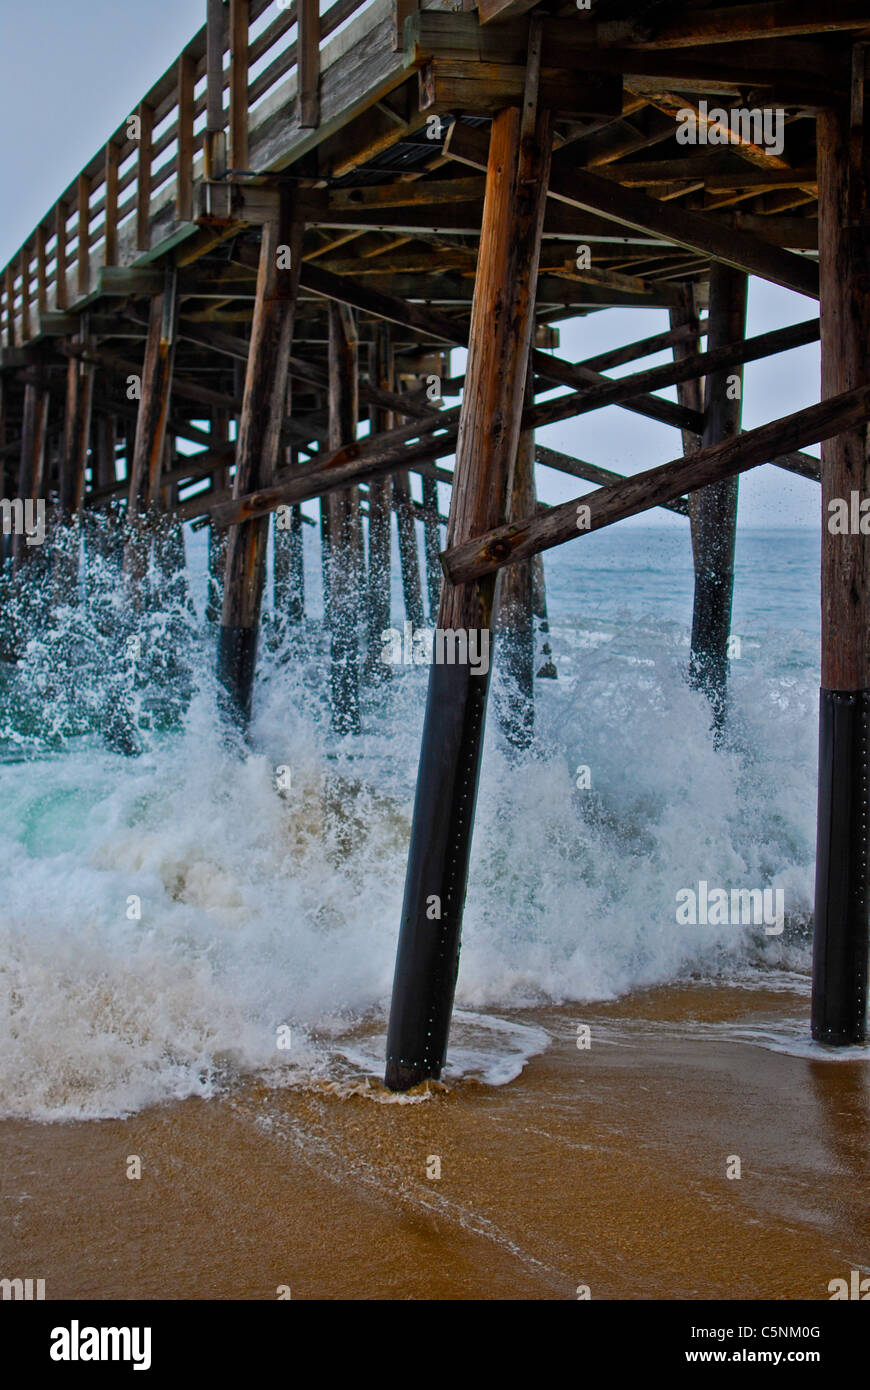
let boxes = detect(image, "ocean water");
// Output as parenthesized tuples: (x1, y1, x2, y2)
(0, 523, 826, 1120)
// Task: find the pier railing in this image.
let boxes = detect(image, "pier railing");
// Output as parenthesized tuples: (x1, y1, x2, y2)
(1, 0, 388, 349)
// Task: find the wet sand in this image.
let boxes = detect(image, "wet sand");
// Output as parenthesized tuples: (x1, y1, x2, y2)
(2, 983, 869, 1300)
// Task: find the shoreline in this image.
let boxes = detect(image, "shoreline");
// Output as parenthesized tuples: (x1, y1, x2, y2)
(2, 983, 868, 1300)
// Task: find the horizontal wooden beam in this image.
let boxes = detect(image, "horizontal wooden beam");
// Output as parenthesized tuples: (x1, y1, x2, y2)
(97, 267, 164, 296)
(403, 12, 848, 103)
(769, 448, 821, 481)
(418, 58, 622, 116)
(205, 312, 819, 529)
(535, 443, 690, 516)
(527, 316, 820, 434)
(598, 160, 818, 190)
(34, 311, 148, 338)
(442, 385, 870, 585)
(598, 1, 870, 49)
(445, 122, 820, 299)
(298, 260, 701, 430)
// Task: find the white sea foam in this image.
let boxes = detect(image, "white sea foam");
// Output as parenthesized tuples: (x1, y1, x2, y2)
(0, 528, 822, 1119)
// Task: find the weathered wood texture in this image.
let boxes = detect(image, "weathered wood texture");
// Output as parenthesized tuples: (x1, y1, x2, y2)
(497, 341, 536, 748)
(230, 0, 250, 171)
(818, 105, 870, 691)
(689, 263, 747, 724)
(59, 327, 96, 519)
(445, 120, 820, 299)
(440, 101, 552, 632)
(385, 32, 553, 1090)
(421, 472, 442, 619)
(127, 279, 178, 515)
(365, 325, 394, 677)
(219, 209, 303, 722)
(443, 386, 870, 585)
(811, 94, 870, 1046)
(209, 316, 820, 529)
(326, 299, 362, 733)
(298, 0, 322, 128)
(393, 468, 425, 628)
(14, 373, 50, 569)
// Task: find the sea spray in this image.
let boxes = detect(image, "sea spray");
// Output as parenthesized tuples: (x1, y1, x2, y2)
(0, 524, 819, 1119)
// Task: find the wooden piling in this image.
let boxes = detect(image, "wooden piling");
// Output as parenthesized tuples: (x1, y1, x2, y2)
(54, 322, 96, 589)
(394, 470, 424, 630)
(688, 264, 747, 730)
(365, 326, 393, 680)
(497, 344, 536, 748)
(85, 414, 118, 564)
(531, 554, 557, 678)
(94, 415, 117, 493)
(59, 324, 95, 521)
(326, 300, 362, 734)
(273, 375, 305, 630)
(14, 370, 50, 572)
(812, 93, 870, 1045)
(218, 206, 303, 725)
(385, 54, 553, 1090)
(421, 475, 443, 620)
(273, 497, 305, 627)
(124, 274, 178, 585)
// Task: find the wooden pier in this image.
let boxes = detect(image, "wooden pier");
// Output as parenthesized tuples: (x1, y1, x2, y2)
(2, 0, 869, 1085)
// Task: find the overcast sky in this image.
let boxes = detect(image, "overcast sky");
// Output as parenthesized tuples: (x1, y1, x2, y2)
(0, 0, 821, 527)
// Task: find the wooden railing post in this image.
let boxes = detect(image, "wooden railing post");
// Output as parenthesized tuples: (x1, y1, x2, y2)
(229, 0, 249, 172)
(54, 201, 68, 310)
(77, 173, 91, 297)
(104, 142, 119, 266)
(5, 265, 16, 346)
(35, 224, 48, 315)
(298, 0, 321, 129)
(204, 0, 228, 180)
(136, 102, 154, 253)
(176, 54, 196, 221)
(19, 246, 31, 342)
(391, 0, 419, 52)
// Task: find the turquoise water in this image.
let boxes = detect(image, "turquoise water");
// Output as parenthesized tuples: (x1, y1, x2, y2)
(0, 523, 824, 1118)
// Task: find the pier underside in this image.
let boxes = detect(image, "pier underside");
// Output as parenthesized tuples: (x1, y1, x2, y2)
(2, 0, 869, 1085)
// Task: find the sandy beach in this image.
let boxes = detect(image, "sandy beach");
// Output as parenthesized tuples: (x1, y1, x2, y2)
(2, 982, 867, 1301)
